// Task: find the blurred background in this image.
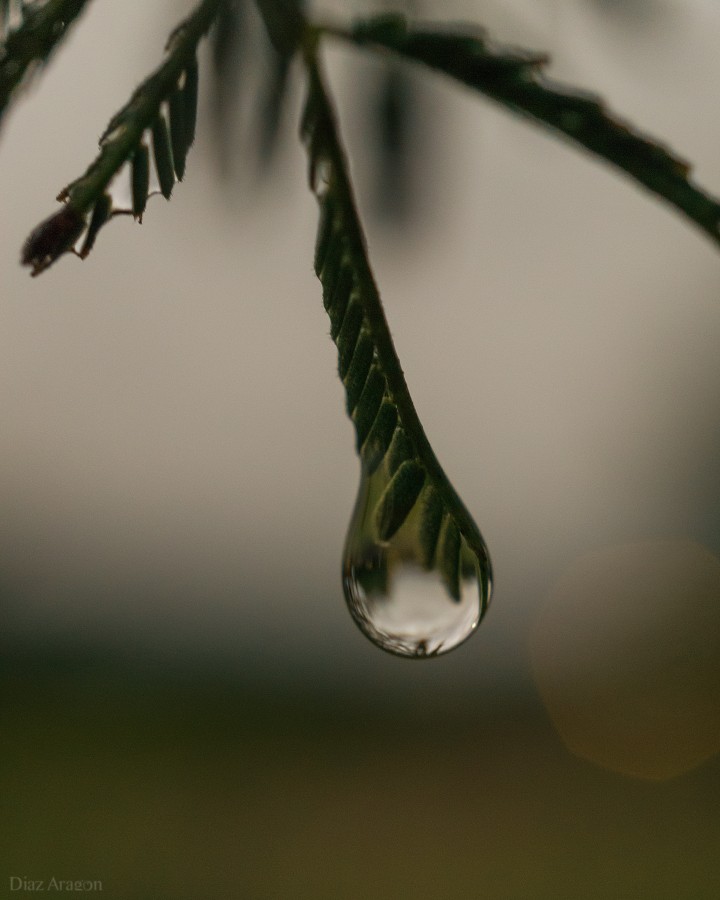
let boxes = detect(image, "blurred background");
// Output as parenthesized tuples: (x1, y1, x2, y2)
(2, 0, 720, 896)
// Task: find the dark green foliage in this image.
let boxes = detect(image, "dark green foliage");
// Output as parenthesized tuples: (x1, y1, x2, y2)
(169, 88, 188, 180)
(254, 0, 305, 56)
(347, 13, 720, 247)
(79, 193, 111, 259)
(21, 0, 220, 273)
(166, 64, 199, 182)
(370, 62, 420, 223)
(209, 0, 244, 173)
(386, 426, 413, 476)
(152, 116, 175, 199)
(336, 296, 364, 379)
(314, 200, 336, 273)
(303, 65, 492, 622)
(361, 400, 397, 475)
(302, 53, 492, 604)
(16, 3, 720, 274)
(438, 516, 461, 601)
(344, 331, 374, 415)
(182, 60, 199, 150)
(327, 264, 353, 340)
(131, 144, 150, 220)
(353, 366, 385, 449)
(376, 460, 426, 541)
(418, 486, 443, 569)
(209, 0, 294, 178)
(318, 227, 344, 296)
(256, 37, 292, 167)
(0, 0, 91, 130)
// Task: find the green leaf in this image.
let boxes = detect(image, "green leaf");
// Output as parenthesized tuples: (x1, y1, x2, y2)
(438, 515, 461, 602)
(79, 192, 112, 259)
(131, 143, 150, 221)
(337, 13, 720, 250)
(386, 426, 413, 476)
(418, 485, 443, 569)
(370, 61, 419, 223)
(0, 0, 92, 131)
(152, 115, 175, 199)
(21, 0, 220, 275)
(301, 52, 491, 607)
(209, 0, 244, 174)
(254, 0, 305, 56)
(376, 459, 426, 541)
(361, 400, 396, 475)
(182, 59, 199, 150)
(344, 330, 373, 415)
(353, 364, 385, 449)
(256, 37, 292, 170)
(168, 87, 188, 181)
(167, 61, 199, 182)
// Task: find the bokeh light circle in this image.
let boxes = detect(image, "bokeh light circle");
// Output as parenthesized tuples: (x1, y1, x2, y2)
(531, 540, 720, 780)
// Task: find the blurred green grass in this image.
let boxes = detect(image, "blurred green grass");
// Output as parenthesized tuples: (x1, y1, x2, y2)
(2, 646, 719, 900)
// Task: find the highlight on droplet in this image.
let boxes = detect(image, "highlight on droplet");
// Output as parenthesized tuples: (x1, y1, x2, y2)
(530, 539, 720, 780)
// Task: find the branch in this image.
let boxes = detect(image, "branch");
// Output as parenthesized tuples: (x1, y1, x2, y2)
(326, 14, 720, 250)
(21, 0, 223, 275)
(0, 0, 92, 129)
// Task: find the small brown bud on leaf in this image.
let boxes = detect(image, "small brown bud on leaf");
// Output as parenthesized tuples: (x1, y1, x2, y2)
(21, 206, 86, 276)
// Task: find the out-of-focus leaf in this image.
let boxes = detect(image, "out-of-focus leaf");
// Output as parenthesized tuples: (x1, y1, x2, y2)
(369, 62, 420, 224)
(255, 39, 291, 170)
(341, 13, 720, 250)
(22, 0, 218, 274)
(210, 0, 245, 175)
(0, 0, 92, 130)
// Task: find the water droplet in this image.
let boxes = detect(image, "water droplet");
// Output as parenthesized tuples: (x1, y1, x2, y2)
(343, 464, 491, 658)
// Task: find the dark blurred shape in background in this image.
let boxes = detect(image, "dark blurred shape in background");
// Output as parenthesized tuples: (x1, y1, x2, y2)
(366, 58, 424, 225)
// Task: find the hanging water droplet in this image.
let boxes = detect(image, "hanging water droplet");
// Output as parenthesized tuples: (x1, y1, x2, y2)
(343, 463, 491, 658)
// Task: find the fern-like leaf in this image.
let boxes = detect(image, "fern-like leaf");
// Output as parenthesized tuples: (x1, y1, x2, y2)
(330, 14, 720, 249)
(301, 52, 492, 608)
(21, 0, 220, 276)
(0, 0, 92, 131)
(255, 35, 292, 170)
